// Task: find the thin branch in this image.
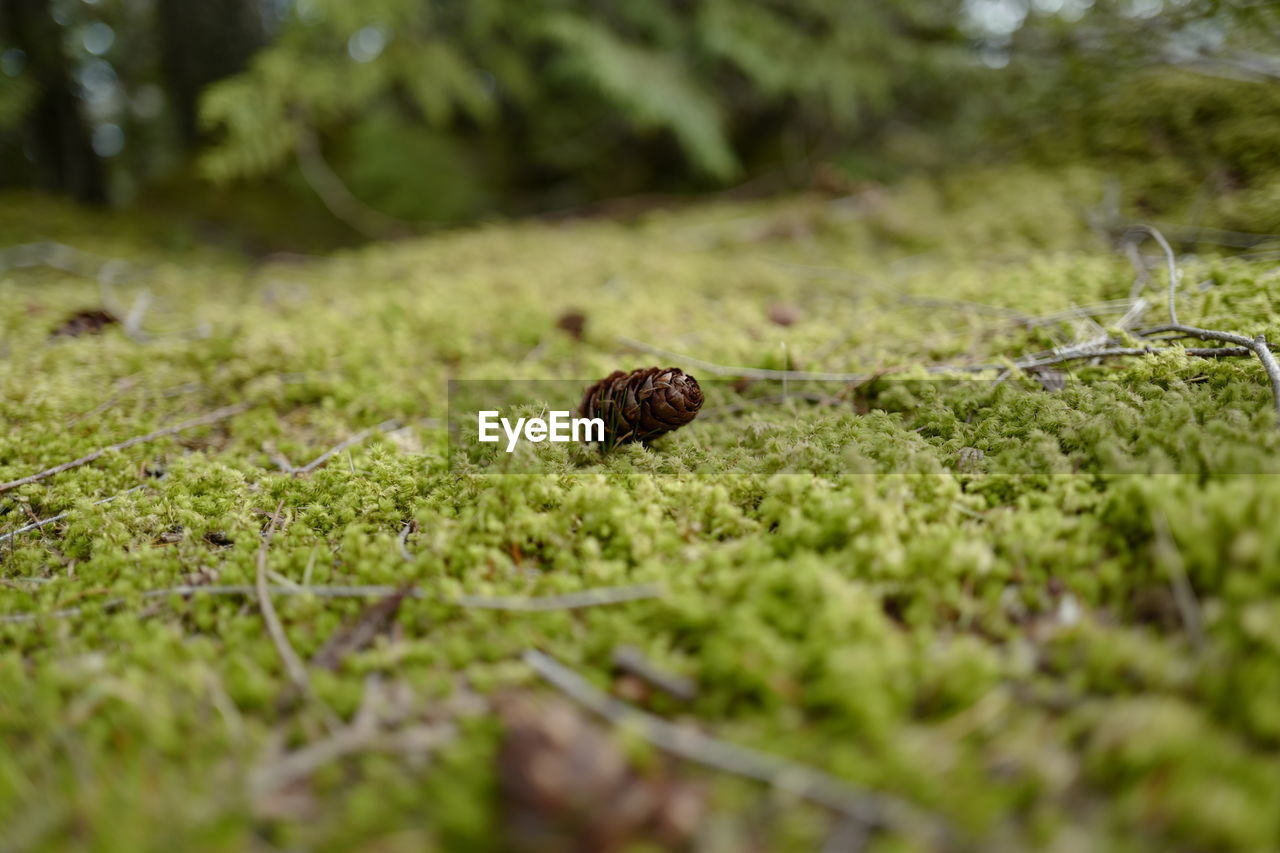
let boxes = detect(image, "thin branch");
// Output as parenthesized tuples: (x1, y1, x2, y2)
(612, 644, 698, 701)
(256, 502, 309, 692)
(621, 334, 1252, 383)
(65, 375, 141, 427)
(1123, 225, 1181, 325)
(0, 241, 133, 281)
(293, 420, 401, 476)
(523, 650, 945, 840)
(0, 403, 251, 493)
(1141, 324, 1280, 426)
(261, 441, 296, 473)
(1152, 512, 1204, 653)
(1020, 298, 1146, 330)
(455, 583, 662, 611)
(397, 522, 415, 561)
(1144, 221, 1280, 250)
(0, 485, 147, 544)
(618, 336, 874, 382)
(250, 721, 456, 801)
(0, 583, 664, 625)
(1014, 345, 1251, 371)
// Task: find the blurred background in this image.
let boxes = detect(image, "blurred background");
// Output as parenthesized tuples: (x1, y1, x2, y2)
(2, 0, 1278, 252)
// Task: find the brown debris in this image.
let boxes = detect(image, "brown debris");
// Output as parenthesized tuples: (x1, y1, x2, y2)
(556, 310, 587, 341)
(310, 586, 411, 671)
(50, 308, 119, 339)
(203, 530, 235, 548)
(497, 693, 706, 853)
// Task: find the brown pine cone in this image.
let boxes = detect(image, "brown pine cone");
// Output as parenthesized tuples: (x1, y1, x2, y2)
(578, 367, 703, 449)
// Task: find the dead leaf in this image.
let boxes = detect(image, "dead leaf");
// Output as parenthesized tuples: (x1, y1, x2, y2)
(50, 308, 119, 339)
(310, 586, 411, 670)
(497, 693, 705, 853)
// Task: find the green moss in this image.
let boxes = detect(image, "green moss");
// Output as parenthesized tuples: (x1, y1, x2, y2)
(2, 167, 1280, 851)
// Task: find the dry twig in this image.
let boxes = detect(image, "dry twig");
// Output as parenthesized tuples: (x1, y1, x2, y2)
(256, 502, 309, 692)
(251, 720, 456, 804)
(0, 485, 147, 545)
(1014, 345, 1252, 371)
(311, 587, 411, 670)
(1124, 225, 1181, 324)
(293, 419, 401, 476)
(456, 583, 662, 611)
(618, 336, 874, 382)
(612, 645, 698, 702)
(1140, 323, 1280, 426)
(0, 403, 251, 493)
(1151, 512, 1205, 652)
(397, 522, 415, 561)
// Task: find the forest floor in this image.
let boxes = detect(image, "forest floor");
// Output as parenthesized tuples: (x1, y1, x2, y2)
(2, 167, 1280, 852)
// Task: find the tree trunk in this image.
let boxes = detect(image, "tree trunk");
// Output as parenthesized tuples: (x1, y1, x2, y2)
(156, 0, 265, 147)
(1, 0, 107, 203)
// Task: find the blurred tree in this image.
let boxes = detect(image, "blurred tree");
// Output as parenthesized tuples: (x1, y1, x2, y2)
(1, 0, 106, 203)
(195, 0, 975, 231)
(156, 0, 267, 146)
(979, 0, 1280, 230)
(1, 0, 1277, 247)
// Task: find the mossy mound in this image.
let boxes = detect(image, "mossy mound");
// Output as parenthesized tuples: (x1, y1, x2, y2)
(2, 168, 1279, 851)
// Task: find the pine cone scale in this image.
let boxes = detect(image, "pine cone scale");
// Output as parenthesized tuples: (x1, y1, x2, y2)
(579, 367, 703, 449)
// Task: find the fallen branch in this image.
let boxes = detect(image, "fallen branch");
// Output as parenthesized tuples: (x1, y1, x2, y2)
(1140, 323, 1280, 426)
(0, 485, 147, 544)
(1144, 222, 1280, 250)
(622, 334, 1253, 383)
(1123, 225, 1181, 324)
(65, 375, 142, 427)
(292, 419, 401, 476)
(1152, 512, 1205, 653)
(455, 583, 662, 611)
(311, 587, 411, 671)
(250, 721, 456, 804)
(1014, 345, 1252, 371)
(397, 521, 415, 561)
(612, 644, 698, 702)
(618, 336, 874, 382)
(256, 502, 309, 692)
(0, 402, 252, 493)
(0, 241, 133, 282)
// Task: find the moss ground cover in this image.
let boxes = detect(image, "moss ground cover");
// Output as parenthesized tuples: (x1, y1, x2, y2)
(2, 168, 1279, 851)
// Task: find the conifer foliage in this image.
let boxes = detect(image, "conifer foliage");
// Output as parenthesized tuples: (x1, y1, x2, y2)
(196, 0, 968, 209)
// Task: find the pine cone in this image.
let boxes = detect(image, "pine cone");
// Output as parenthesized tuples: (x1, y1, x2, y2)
(578, 367, 703, 449)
